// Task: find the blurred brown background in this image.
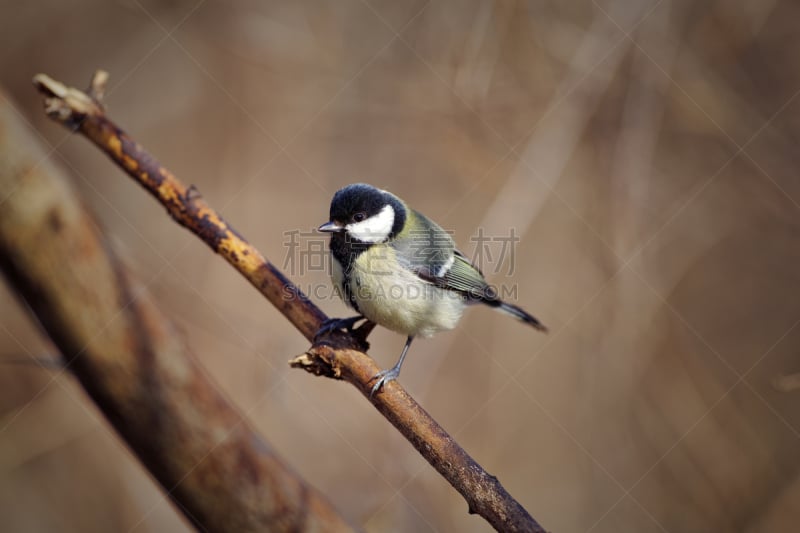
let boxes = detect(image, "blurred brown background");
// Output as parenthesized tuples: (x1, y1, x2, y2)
(2, 0, 800, 531)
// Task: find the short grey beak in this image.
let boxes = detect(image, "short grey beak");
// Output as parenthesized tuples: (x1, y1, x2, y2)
(318, 221, 344, 233)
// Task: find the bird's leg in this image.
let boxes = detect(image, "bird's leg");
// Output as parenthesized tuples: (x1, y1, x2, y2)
(315, 315, 366, 339)
(370, 335, 414, 398)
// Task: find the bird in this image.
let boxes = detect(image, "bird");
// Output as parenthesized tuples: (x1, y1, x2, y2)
(317, 183, 546, 396)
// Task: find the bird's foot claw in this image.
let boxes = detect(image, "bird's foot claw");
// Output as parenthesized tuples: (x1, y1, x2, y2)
(369, 367, 400, 398)
(315, 316, 363, 340)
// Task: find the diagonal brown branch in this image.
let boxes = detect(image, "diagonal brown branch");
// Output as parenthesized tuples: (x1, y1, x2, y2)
(0, 86, 354, 533)
(31, 71, 548, 533)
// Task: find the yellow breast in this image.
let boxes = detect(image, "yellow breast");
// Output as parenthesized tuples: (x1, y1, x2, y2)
(343, 245, 465, 337)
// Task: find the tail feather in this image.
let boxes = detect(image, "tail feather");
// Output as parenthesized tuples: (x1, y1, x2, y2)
(488, 300, 548, 332)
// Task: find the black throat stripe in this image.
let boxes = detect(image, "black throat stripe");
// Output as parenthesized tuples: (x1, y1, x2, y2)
(330, 234, 372, 312)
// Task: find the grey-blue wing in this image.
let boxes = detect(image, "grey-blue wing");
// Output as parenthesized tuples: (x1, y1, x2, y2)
(391, 211, 497, 301)
(392, 210, 456, 280)
(432, 250, 497, 302)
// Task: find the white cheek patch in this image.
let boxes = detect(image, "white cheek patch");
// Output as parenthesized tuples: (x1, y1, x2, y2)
(346, 204, 395, 243)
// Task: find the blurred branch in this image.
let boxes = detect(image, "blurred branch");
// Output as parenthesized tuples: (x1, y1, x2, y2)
(0, 87, 353, 532)
(31, 71, 548, 533)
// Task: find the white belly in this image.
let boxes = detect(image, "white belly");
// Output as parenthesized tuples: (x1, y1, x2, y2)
(331, 248, 465, 337)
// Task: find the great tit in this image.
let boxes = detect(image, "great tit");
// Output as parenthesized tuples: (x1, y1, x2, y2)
(317, 183, 546, 395)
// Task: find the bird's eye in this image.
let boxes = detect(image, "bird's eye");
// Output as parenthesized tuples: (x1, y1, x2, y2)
(353, 212, 366, 222)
